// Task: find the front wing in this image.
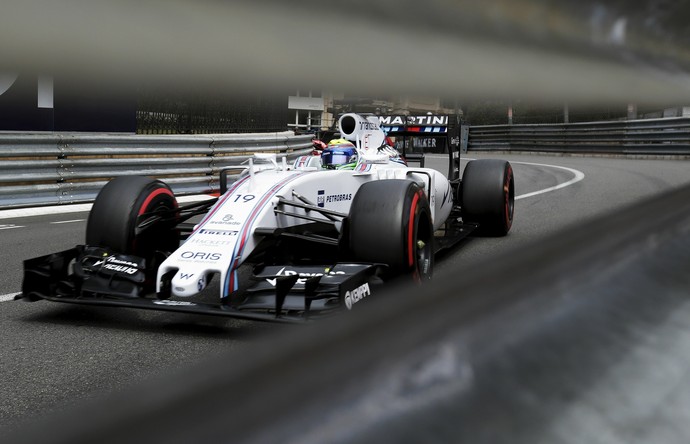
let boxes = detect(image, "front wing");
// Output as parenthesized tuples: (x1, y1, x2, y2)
(20, 246, 384, 324)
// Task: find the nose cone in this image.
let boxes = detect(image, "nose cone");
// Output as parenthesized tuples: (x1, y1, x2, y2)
(171, 270, 206, 297)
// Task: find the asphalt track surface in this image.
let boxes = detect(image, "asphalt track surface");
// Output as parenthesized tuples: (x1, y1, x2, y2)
(1, 152, 690, 436)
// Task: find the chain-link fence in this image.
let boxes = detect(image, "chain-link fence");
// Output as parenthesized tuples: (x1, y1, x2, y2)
(136, 93, 289, 134)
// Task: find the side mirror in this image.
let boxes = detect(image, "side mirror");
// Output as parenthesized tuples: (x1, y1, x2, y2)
(220, 169, 231, 195)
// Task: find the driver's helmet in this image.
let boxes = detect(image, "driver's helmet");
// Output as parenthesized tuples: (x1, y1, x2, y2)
(322, 139, 357, 169)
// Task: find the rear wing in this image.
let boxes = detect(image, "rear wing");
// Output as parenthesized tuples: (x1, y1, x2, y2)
(379, 114, 464, 181)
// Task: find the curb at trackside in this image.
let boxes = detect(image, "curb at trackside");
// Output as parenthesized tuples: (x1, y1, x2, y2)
(0, 195, 216, 221)
(0, 293, 19, 302)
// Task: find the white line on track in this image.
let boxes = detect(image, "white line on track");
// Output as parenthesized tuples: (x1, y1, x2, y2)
(0, 195, 215, 220)
(0, 224, 25, 230)
(461, 157, 584, 200)
(0, 203, 93, 220)
(50, 219, 86, 224)
(0, 293, 19, 302)
(511, 161, 585, 200)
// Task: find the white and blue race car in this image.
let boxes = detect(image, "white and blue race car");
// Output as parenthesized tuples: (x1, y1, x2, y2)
(21, 113, 514, 322)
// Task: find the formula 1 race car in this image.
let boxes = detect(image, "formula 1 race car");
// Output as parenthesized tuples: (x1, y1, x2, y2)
(21, 113, 514, 323)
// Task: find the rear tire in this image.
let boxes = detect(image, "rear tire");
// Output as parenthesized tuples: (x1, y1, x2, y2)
(86, 176, 179, 259)
(348, 179, 433, 281)
(461, 159, 514, 236)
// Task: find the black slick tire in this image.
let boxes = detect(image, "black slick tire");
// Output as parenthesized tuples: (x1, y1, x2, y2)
(348, 179, 433, 281)
(86, 176, 179, 259)
(461, 159, 515, 236)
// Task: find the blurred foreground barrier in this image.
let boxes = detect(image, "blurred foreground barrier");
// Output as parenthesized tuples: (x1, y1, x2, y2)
(3, 1, 690, 103)
(9, 178, 690, 443)
(470, 117, 690, 155)
(0, 132, 312, 209)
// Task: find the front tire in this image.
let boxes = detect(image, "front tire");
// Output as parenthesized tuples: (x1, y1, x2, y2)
(347, 179, 433, 281)
(86, 176, 179, 259)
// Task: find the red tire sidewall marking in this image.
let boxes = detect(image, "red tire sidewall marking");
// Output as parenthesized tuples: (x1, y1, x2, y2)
(504, 165, 513, 231)
(407, 190, 421, 268)
(132, 186, 176, 253)
(138, 187, 175, 216)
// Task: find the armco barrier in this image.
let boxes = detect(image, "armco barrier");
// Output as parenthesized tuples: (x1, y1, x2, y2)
(3, 117, 688, 210)
(0, 132, 313, 209)
(468, 117, 690, 155)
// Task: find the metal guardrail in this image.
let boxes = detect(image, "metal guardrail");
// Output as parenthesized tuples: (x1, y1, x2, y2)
(0, 132, 313, 209)
(468, 117, 690, 155)
(2, 117, 685, 210)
